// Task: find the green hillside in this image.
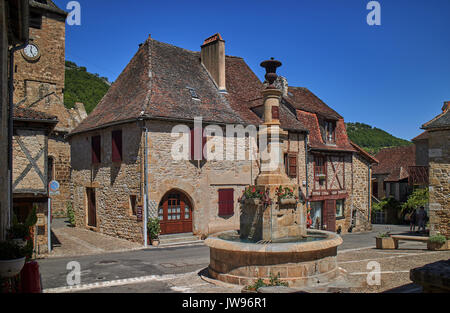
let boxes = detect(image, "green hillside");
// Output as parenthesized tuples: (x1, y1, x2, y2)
(346, 122, 412, 155)
(64, 60, 111, 114)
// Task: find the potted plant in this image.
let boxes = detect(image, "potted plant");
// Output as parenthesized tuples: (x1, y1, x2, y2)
(275, 186, 298, 206)
(147, 217, 161, 246)
(242, 186, 264, 205)
(427, 234, 449, 251)
(375, 232, 398, 249)
(0, 241, 26, 278)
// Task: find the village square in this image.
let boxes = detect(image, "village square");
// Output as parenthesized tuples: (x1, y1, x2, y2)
(0, 0, 449, 299)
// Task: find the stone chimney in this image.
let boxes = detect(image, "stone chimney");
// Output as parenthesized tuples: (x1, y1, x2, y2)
(442, 101, 450, 112)
(201, 33, 226, 92)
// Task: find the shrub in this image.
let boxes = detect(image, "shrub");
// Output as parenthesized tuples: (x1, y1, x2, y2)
(147, 218, 161, 240)
(67, 202, 76, 227)
(0, 241, 26, 260)
(401, 188, 429, 216)
(429, 234, 447, 245)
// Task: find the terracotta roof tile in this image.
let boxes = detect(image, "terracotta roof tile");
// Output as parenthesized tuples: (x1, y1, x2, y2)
(372, 145, 416, 181)
(13, 106, 58, 122)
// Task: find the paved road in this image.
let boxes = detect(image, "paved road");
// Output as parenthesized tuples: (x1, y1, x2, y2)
(38, 224, 430, 293)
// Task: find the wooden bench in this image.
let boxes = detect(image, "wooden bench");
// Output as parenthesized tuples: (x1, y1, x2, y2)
(391, 235, 429, 248)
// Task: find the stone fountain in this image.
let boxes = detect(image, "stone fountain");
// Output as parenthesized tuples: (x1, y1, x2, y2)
(205, 58, 343, 287)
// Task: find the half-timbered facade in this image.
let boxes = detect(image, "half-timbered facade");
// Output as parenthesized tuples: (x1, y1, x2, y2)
(12, 106, 57, 253)
(69, 34, 376, 243)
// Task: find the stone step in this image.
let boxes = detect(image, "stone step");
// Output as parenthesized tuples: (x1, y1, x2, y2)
(158, 233, 203, 246)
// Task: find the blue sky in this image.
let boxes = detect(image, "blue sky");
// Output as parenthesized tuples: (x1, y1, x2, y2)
(54, 0, 450, 141)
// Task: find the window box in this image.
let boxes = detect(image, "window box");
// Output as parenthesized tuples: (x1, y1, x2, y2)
(244, 198, 261, 206)
(279, 198, 297, 206)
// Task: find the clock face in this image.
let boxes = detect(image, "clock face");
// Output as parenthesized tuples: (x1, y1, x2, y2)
(23, 44, 40, 60)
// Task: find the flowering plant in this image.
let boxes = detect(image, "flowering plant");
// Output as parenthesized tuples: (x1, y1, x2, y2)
(243, 186, 264, 200)
(275, 186, 298, 200)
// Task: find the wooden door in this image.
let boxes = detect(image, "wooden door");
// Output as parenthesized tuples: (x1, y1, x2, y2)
(87, 188, 97, 227)
(324, 200, 336, 232)
(158, 192, 193, 235)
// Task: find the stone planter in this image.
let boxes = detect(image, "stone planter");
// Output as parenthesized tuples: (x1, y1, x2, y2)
(279, 198, 297, 206)
(244, 199, 261, 206)
(0, 257, 26, 278)
(376, 237, 398, 250)
(427, 240, 449, 251)
(151, 239, 160, 247)
(241, 286, 258, 293)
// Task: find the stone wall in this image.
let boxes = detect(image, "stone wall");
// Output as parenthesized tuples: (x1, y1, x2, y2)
(70, 122, 144, 243)
(428, 129, 450, 237)
(0, 0, 8, 240)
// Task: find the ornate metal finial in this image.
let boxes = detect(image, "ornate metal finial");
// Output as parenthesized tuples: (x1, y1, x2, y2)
(260, 58, 282, 87)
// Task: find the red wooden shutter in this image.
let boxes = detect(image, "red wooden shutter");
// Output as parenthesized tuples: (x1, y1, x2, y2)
(272, 106, 280, 120)
(91, 135, 101, 164)
(324, 200, 336, 232)
(218, 189, 234, 216)
(112, 130, 123, 162)
(288, 154, 298, 178)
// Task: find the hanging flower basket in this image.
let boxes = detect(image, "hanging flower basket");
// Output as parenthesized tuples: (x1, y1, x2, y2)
(279, 198, 297, 206)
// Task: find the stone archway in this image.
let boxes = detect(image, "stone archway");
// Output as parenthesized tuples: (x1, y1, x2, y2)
(157, 189, 194, 235)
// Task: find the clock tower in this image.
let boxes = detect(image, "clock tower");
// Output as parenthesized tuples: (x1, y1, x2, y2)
(12, 0, 86, 217)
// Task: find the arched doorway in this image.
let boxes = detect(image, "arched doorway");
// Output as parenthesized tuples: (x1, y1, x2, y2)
(158, 190, 193, 235)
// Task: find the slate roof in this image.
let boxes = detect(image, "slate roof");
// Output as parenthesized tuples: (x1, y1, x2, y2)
(422, 107, 450, 130)
(372, 145, 416, 182)
(70, 37, 306, 136)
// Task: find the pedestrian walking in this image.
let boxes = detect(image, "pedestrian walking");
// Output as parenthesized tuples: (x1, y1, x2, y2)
(409, 209, 417, 232)
(416, 206, 427, 233)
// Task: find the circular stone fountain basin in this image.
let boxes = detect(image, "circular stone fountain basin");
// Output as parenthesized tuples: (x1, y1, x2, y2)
(205, 230, 343, 287)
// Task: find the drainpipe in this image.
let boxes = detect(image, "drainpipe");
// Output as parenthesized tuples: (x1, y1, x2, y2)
(304, 135, 309, 207)
(143, 126, 149, 247)
(8, 41, 28, 229)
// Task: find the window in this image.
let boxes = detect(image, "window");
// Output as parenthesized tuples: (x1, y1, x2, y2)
(130, 195, 137, 216)
(91, 135, 101, 164)
(190, 127, 207, 161)
(325, 121, 336, 144)
(336, 199, 345, 218)
(112, 130, 123, 162)
(284, 154, 297, 178)
(314, 156, 326, 179)
(218, 189, 234, 216)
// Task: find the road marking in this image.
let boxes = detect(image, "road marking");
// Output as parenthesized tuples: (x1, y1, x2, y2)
(349, 270, 410, 275)
(339, 250, 443, 264)
(338, 246, 374, 253)
(43, 270, 202, 293)
(170, 283, 209, 293)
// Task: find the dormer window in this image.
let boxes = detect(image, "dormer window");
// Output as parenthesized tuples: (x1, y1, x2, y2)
(187, 87, 199, 100)
(325, 120, 336, 144)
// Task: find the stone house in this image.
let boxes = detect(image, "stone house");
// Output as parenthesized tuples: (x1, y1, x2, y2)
(421, 101, 450, 237)
(1, 0, 29, 240)
(12, 106, 57, 253)
(68, 34, 376, 244)
(372, 145, 415, 203)
(12, 0, 86, 218)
